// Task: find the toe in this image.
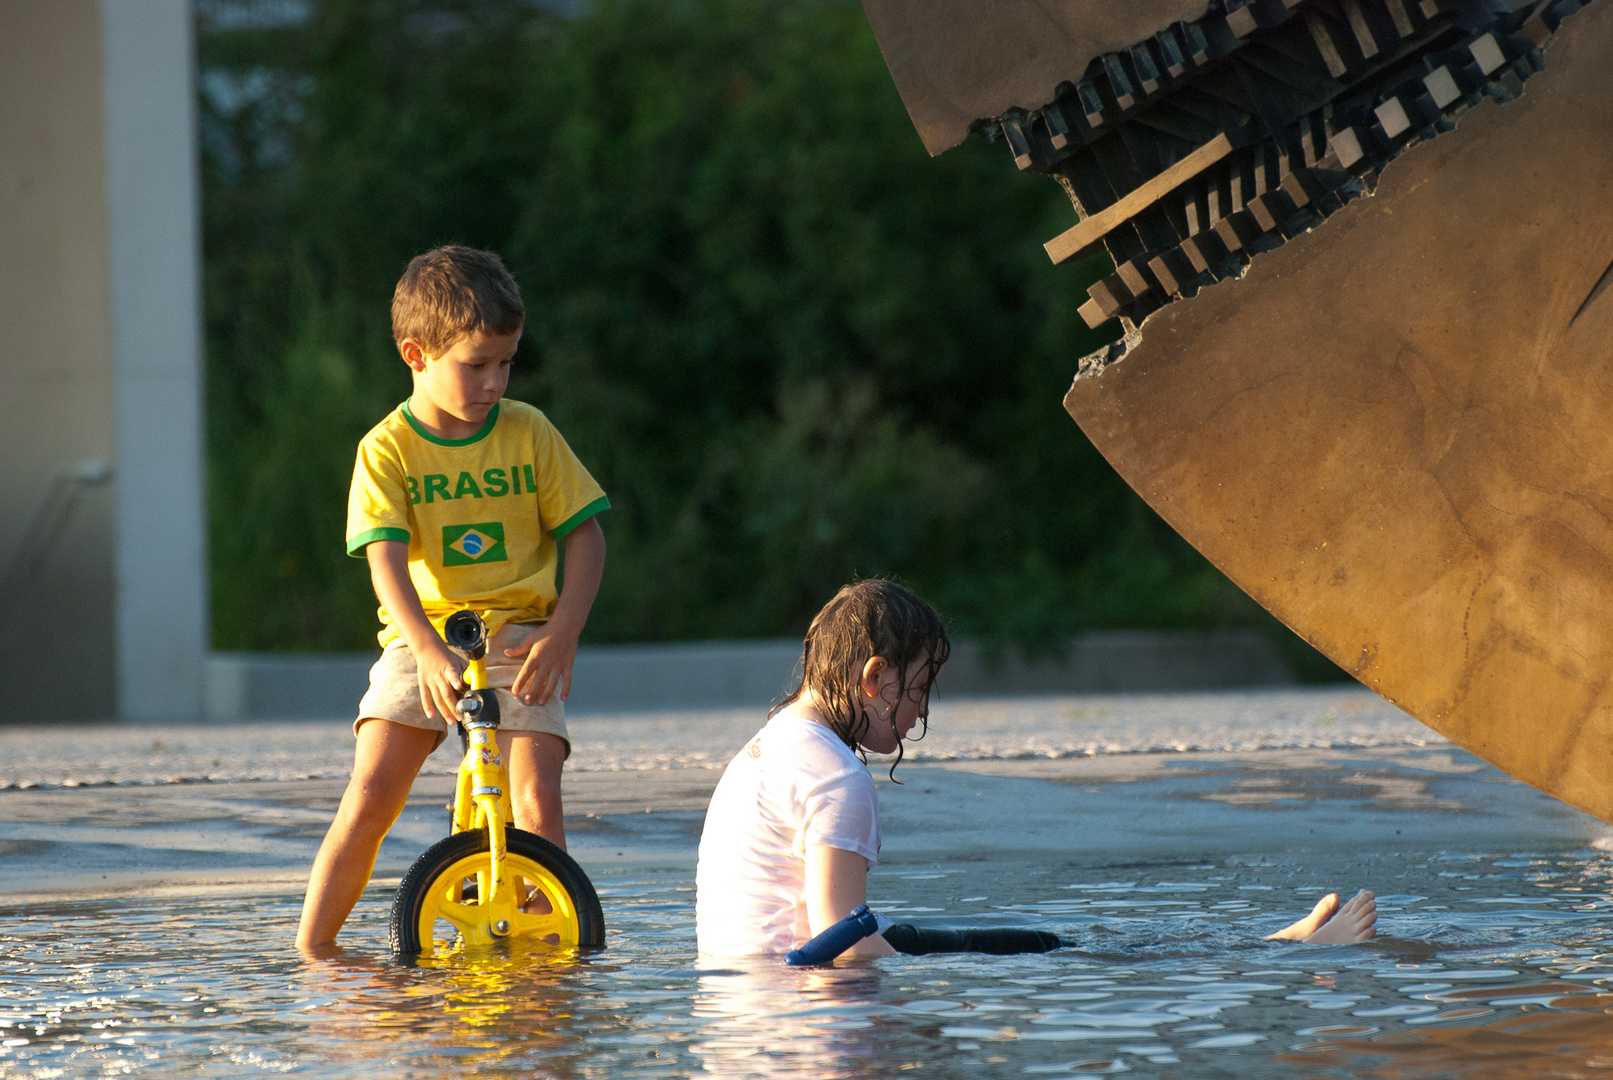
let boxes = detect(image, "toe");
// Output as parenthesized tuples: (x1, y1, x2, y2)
(1297, 893, 1339, 933)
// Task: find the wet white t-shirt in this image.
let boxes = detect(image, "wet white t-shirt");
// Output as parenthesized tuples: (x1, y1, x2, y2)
(695, 711, 881, 956)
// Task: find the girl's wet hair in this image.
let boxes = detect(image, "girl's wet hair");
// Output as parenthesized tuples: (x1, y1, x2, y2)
(774, 579, 950, 778)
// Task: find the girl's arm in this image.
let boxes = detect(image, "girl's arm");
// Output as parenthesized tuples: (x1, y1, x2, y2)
(805, 844, 896, 958)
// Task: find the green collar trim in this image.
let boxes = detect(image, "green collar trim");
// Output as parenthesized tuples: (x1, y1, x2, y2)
(401, 399, 501, 447)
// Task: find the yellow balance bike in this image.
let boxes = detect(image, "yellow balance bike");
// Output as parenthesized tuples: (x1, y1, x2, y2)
(389, 611, 605, 957)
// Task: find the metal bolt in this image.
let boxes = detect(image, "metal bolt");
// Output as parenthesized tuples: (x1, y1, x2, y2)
(493, 919, 510, 936)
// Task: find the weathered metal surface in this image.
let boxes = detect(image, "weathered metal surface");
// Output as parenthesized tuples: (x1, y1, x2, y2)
(868, 0, 1579, 334)
(1065, 1, 1613, 821)
(859, 0, 1208, 155)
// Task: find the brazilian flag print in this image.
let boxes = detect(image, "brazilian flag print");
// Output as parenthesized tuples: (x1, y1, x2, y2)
(442, 522, 507, 566)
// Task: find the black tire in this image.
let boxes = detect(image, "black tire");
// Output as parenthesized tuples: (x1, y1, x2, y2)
(389, 826, 605, 956)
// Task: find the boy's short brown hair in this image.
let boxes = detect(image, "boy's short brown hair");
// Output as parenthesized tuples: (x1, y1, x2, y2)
(391, 245, 525, 355)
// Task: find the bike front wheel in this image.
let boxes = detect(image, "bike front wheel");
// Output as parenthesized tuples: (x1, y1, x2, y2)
(389, 827, 605, 957)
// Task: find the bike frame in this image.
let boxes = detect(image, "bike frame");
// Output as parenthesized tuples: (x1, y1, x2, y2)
(419, 613, 540, 947)
(450, 648, 517, 937)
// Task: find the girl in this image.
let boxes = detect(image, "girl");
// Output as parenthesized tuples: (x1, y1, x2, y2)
(694, 579, 1376, 959)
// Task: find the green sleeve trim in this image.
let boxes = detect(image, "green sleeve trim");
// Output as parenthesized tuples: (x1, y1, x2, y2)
(549, 496, 610, 540)
(347, 527, 410, 557)
(400, 398, 501, 447)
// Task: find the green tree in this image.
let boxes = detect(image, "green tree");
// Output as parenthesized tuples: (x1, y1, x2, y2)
(199, 0, 1253, 655)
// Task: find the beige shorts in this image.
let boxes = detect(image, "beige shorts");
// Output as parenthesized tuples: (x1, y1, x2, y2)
(355, 622, 570, 756)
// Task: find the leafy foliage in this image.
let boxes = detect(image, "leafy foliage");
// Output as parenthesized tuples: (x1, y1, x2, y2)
(200, 0, 1260, 653)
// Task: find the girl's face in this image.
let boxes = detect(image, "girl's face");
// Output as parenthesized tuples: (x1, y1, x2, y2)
(857, 654, 934, 755)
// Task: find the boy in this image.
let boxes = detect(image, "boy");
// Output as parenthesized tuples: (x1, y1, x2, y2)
(296, 246, 608, 954)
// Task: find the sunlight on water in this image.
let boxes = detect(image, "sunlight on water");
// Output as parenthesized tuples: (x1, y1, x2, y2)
(5, 850, 1613, 1078)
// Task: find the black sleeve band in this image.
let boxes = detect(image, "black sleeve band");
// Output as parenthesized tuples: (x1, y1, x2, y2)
(882, 924, 1062, 956)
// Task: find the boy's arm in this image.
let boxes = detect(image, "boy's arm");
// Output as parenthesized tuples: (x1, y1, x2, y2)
(508, 516, 606, 705)
(366, 540, 466, 721)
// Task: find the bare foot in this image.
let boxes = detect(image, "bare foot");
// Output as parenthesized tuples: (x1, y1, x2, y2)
(1266, 893, 1340, 941)
(1303, 890, 1376, 944)
(1268, 890, 1377, 944)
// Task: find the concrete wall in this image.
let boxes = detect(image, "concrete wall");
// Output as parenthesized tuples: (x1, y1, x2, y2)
(0, 1, 206, 722)
(0, 0, 119, 720)
(202, 629, 1301, 721)
(102, 0, 208, 721)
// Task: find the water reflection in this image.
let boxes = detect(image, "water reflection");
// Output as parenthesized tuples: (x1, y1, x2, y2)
(5, 852, 1613, 1077)
(692, 965, 885, 1078)
(293, 944, 595, 1077)
(1287, 983, 1613, 1078)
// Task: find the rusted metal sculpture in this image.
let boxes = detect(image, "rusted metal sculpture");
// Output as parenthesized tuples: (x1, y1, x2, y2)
(861, 0, 1613, 821)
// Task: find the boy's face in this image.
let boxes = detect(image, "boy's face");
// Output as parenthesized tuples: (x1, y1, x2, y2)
(401, 330, 521, 428)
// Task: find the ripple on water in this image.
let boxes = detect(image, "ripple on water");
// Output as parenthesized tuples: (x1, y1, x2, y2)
(4, 851, 1613, 1077)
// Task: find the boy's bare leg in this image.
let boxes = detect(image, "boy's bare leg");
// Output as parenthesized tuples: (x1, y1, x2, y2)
(501, 731, 567, 848)
(1267, 890, 1377, 943)
(501, 731, 567, 917)
(296, 720, 438, 956)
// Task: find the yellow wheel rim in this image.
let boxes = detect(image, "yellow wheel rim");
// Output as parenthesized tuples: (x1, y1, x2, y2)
(413, 849, 582, 957)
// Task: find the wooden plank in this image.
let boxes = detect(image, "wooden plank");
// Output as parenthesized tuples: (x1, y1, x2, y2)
(1086, 275, 1134, 318)
(1155, 28, 1188, 76)
(1180, 21, 1211, 65)
(1130, 44, 1162, 94)
(1103, 54, 1138, 109)
(1147, 247, 1197, 295)
(1304, 9, 1350, 77)
(1228, 0, 1264, 37)
(1375, 95, 1415, 140)
(1469, 32, 1508, 75)
(1329, 125, 1371, 169)
(1383, 0, 1417, 37)
(1116, 254, 1161, 297)
(1076, 81, 1106, 127)
(1343, 0, 1382, 58)
(1206, 165, 1229, 225)
(1181, 229, 1228, 273)
(1214, 208, 1263, 250)
(1042, 102, 1072, 150)
(1000, 118, 1035, 170)
(1424, 65, 1463, 108)
(1045, 133, 1237, 264)
(1248, 189, 1297, 232)
(1280, 163, 1342, 206)
(1077, 297, 1111, 329)
(1184, 185, 1207, 233)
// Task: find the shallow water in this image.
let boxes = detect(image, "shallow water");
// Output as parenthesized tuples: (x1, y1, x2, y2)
(6, 849, 1613, 1078)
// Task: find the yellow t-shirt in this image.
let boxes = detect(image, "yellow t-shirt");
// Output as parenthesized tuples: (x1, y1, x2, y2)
(345, 398, 608, 647)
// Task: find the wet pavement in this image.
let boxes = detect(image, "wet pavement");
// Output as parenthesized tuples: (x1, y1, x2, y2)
(0, 686, 1434, 788)
(0, 687, 1603, 901)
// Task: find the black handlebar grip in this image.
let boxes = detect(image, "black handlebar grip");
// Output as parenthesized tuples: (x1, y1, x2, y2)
(443, 610, 488, 659)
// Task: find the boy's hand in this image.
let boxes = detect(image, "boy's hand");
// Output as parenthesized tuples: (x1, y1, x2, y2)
(366, 541, 471, 722)
(416, 638, 468, 722)
(507, 622, 580, 706)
